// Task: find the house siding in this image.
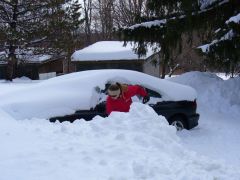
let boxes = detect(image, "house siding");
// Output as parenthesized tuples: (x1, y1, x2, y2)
(17, 64, 40, 80)
(74, 60, 144, 72)
(143, 55, 161, 78)
(0, 58, 63, 80)
(0, 65, 7, 79)
(39, 59, 63, 75)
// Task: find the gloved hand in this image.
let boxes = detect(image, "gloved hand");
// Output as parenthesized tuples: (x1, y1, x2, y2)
(142, 95, 150, 104)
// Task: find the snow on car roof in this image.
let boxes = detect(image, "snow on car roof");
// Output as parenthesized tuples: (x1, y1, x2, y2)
(0, 69, 197, 120)
(71, 41, 155, 61)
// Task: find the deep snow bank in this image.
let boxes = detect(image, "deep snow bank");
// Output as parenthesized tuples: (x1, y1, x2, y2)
(170, 71, 240, 117)
(0, 103, 239, 180)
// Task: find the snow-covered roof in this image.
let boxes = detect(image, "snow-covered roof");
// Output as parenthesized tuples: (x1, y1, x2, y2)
(0, 61, 7, 65)
(18, 54, 53, 63)
(0, 50, 53, 64)
(71, 41, 156, 61)
(0, 52, 7, 64)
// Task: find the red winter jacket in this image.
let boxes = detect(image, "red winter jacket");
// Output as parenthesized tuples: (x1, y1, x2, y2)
(106, 85, 147, 115)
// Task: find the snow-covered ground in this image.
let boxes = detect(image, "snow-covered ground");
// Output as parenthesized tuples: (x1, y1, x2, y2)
(169, 72, 240, 168)
(0, 71, 240, 180)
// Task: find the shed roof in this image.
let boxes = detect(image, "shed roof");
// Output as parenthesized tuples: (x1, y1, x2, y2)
(71, 41, 156, 62)
(0, 50, 64, 64)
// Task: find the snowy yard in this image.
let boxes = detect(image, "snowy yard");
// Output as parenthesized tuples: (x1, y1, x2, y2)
(0, 71, 240, 180)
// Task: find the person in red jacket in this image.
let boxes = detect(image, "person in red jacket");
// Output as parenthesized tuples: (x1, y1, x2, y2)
(106, 83, 150, 115)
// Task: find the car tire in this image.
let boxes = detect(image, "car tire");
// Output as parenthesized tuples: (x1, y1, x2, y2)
(169, 115, 187, 131)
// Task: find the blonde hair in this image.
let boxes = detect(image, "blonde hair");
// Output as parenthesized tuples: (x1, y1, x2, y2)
(116, 82, 128, 93)
(108, 83, 128, 96)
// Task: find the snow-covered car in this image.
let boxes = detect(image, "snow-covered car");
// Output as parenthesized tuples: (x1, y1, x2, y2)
(0, 69, 199, 130)
(47, 69, 200, 130)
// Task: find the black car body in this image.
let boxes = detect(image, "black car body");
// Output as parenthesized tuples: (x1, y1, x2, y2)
(50, 86, 199, 130)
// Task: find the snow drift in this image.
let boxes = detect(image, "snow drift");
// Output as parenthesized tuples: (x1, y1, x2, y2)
(170, 71, 240, 117)
(0, 103, 239, 180)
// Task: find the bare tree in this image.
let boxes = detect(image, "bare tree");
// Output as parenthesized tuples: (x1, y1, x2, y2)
(80, 0, 148, 42)
(113, 0, 148, 28)
(92, 0, 115, 40)
(83, 0, 93, 45)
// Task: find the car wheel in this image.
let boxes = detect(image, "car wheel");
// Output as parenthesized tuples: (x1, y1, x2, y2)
(169, 116, 187, 131)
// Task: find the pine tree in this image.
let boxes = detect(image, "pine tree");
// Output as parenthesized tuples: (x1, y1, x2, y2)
(0, 0, 82, 80)
(43, 0, 82, 73)
(199, 7, 240, 76)
(121, 0, 199, 78)
(0, 0, 49, 80)
(121, 0, 240, 78)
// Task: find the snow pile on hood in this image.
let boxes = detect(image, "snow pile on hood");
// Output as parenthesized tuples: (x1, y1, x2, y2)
(0, 103, 239, 180)
(169, 71, 240, 117)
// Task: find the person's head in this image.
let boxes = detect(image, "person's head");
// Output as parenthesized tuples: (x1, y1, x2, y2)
(108, 83, 121, 99)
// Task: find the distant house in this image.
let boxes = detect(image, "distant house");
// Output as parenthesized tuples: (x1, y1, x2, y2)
(71, 41, 161, 77)
(0, 51, 64, 80)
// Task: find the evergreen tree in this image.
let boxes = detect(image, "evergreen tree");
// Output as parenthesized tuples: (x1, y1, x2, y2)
(199, 10, 240, 76)
(0, 0, 49, 80)
(0, 0, 82, 80)
(121, 0, 240, 78)
(44, 0, 82, 73)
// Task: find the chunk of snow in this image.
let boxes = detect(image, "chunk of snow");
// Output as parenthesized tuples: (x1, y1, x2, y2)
(226, 13, 240, 24)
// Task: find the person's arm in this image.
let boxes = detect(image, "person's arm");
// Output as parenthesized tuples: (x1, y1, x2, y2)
(127, 85, 148, 97)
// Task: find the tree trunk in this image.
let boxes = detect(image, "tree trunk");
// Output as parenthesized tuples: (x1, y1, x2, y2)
(161, 60, 166, 79)
(6, 1, 18, 81)
(63, 48, 74, 74)
(63, 57, 68, 74)
(6, 56, 17, 81)
(83, 0, 92, 45)
(230, 61, 234, 78)
(159, 50, 168, 79)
